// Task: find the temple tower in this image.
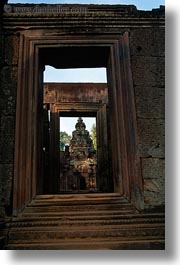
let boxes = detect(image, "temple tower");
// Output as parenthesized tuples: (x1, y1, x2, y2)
(60, 118, 97, 192)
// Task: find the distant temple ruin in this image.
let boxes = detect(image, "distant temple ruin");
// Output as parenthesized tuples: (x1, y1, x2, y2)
(60, 117, 97, 192)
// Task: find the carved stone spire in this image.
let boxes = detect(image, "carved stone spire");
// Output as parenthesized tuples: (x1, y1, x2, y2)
(75, 117, 86, 131)
(69, 117, 94, 156)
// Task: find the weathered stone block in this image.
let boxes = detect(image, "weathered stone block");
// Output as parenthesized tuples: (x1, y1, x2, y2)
(0, 35, 4, 67)
(135, 86, 164, 119)
(137, 118, 165, 158)
(131, 56, 165, 87)
(142, 158, 165, 207)
(141, 158, 165, 179)
(130, 28, 165, 57)
(0, 95, 16, 116)
(0, 116, 15, 136)
(0, 136, 15, 164)
(144, 175, 165, 204)
(144, 189, 165, 206)
(0, 116, 15, 163)
(0, 66, 17, 95)
(0, 164, 13, 209)
(0, 66, 17, 115)
(144, 178, 164, 192)
(4, 34, 19, 66)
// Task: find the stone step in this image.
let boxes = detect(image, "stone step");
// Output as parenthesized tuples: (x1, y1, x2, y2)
(11, 213, 165, 226)
(8, 211, 165, 248)
(6, 196, 165, 250)
(29, 194, 128, 206)
(21, 195, 136, 216)
(8, 223, 165, 244)
(6, 238, 165, 250)
(21, 209, 136, 218)
(22, 205, 135, 216)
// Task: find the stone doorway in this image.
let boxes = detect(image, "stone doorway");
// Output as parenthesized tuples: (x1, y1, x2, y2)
(42, 83, 112, 195)
(59, 117, 97, 194)
(12, 32, 144, 215)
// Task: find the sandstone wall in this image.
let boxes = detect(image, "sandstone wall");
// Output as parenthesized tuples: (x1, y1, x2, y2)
(130, 28, 165, 208)
(0, 4, 165, 217)
(0, 32, 19, 216)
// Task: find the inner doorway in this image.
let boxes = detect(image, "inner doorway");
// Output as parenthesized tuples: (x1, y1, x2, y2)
(42, 66, 112, 195)
(59, 116, 97, 193)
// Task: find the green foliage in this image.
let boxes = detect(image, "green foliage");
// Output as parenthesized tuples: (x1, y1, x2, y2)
(90, 123, 97, 150)
(60, 131, 71, 151)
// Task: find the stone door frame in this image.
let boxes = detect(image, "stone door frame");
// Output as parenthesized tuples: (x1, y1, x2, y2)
(47, 102, 111, 194)
(13, 31, 143, 215)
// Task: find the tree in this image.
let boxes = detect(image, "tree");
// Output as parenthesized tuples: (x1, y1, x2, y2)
(60, 131, 71, 151)
(90, 123, 97, 150)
